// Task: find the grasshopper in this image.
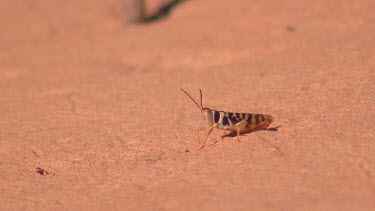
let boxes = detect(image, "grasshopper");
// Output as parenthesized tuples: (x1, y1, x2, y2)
(181, 89, 274, 149)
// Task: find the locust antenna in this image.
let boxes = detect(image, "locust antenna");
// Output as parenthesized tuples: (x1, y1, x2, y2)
(180, 89, 202, 111)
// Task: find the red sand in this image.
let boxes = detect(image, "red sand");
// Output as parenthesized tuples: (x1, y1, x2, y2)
(1, 0, 374, 210)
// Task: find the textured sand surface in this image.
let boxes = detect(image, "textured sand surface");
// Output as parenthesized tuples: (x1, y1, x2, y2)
(1, 0, 374, 210)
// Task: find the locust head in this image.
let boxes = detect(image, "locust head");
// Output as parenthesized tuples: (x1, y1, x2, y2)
(201, 107, 214, 126)
(181, 89, 214, 126)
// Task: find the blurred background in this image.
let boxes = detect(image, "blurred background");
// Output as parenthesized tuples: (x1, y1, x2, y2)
(1, 0, 374, 210)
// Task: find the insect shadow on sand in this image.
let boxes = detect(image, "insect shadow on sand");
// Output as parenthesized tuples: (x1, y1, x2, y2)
(212, 125, 284, 156)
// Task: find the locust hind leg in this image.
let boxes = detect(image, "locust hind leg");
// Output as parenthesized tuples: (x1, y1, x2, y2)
(234, 120, 251, 142)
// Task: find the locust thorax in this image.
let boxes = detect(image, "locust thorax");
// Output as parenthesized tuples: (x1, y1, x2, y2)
(202, 108, 214, 126)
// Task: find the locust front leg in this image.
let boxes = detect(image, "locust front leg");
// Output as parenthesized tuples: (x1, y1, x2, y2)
(199, 124, 217, 149)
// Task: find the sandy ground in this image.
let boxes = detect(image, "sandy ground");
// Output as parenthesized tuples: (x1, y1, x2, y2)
(1, 0, 374, 210)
